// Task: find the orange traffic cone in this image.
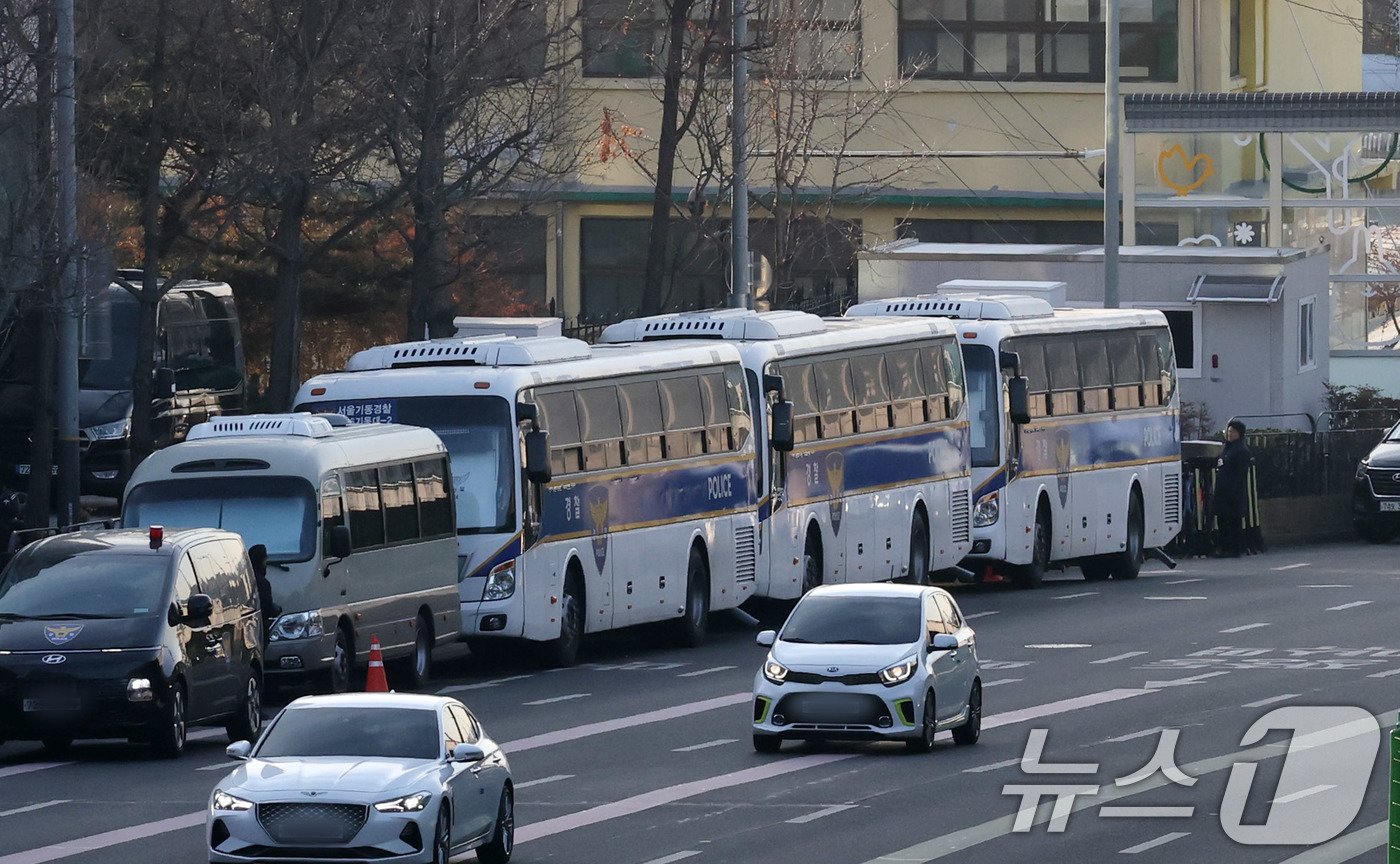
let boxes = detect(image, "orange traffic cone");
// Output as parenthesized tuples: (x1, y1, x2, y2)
(366, 635, 389, 693)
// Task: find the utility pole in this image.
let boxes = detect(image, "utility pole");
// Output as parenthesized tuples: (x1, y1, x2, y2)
(1103, 0, 1121, 309)
(728, 0, 751, 310)
(55, 0, 82, 527)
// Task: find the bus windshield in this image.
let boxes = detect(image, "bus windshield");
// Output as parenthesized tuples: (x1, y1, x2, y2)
(124, 476, 317, 562)
(961, 344, 1001, 468)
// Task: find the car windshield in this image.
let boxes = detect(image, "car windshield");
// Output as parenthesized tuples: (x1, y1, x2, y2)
(255, 706, 440, 760)
(1387, 424, 1400, 442)
(124, 476, 317, 562)
(0, 543, 167, 618)
(781, 595, 922, 645)
(298, 395, 515, 535)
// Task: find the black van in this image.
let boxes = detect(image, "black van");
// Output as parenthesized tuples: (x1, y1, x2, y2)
(0, 527, 264, 757)
(0, 275, 246, 497)
(1354, 422, 1400, 543)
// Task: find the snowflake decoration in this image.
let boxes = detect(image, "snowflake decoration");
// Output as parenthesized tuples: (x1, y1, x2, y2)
(1231, 222, 1257, 245)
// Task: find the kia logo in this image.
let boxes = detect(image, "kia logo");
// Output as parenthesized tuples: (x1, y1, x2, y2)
(41, 654, 66, 665)
(826, 666, 840, 673)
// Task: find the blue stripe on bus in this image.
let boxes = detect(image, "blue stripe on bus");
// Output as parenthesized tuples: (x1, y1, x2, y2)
(783, 425, 969, 506)
(465, 533, 524, 579)
(1017, 411, 1178, 476)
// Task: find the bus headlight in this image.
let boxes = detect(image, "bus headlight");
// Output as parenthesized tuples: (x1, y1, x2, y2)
(973, 491, 1000, 527)
(269, 610, 324, 641)
(483, 562, 516, 601)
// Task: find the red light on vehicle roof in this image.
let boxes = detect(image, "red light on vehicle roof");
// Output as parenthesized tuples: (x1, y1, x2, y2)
(963, 331, 977, 339)
(310, 387, 326, 396)
(149, 525, 164, 548)
(474, 382, 490, 390)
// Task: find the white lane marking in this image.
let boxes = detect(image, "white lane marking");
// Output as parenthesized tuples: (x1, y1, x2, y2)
(503, 692, 749, 752)
(1327, 601, 1373, 611)
(187, 729, 225, 742)
(1243, 694, 1299, 709)
(1101, 805, 1194, 818)
(197, 763, 235, 772)
(964, 758, 1022, 774)
(1272, 784, 1336, 805)
(0, 801, 68, 818)
(641, 853, 702, 864)
(983, 688, 1154, 731)
(439, 674, 535, 693)
(1144, 671, 1231, 689)
(1054, 592, 1099, 600)
(1164, 578, 1203, 585)
(1274, 820, 1387, 864)
(0, 763, 72, 780)
(1024, 643, 1092, 649)
(982, 679, 1023, 688)
(964, 611, 999, 620)
(1272, 563, 1311, 571)
(678, 666, 737, 678)
(516, 774, 574, 789)
(1103, 727, 1165, 744)
(1368, 669, 1400, 679)
(0, 810, 205, 864)
(1144, 596, 1207, 601)
(1301, 584, 1351, 589)
(787, 804, 859, 824)
(1119, 831, 1191, 854)
(1092, 651, 1148, 665)
(1220, 623, 1270, 633)
(671, 738, 737, 753)
(523, 693, 590, 706)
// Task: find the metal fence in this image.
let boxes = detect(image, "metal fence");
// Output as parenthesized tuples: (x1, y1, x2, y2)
(1245, 425, 1393, 499)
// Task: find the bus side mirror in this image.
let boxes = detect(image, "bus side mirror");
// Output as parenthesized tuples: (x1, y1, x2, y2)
(154, 367, 177, 399)
(770, 401, 795, 453)
(999, 350, 1020, 373)
(329, 524, 352, 560)
(525, 429, 552, 485)
(1008, 377, 1031, 426)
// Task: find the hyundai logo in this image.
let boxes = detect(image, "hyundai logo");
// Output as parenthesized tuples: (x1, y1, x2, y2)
(1392, 472, 1400, 483)
(41, 654, 66, 665)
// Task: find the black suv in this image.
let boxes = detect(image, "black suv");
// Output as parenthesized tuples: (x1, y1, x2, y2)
(0, 527, 263, 757)
(1354, 422, 1400, 543)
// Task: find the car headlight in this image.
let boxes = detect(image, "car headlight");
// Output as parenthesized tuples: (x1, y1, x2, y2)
(374, 791, 433, 813)
(212, 789, 254, 812)
(762, 657, 789, 685)
(973, 491, 999, 527)
(269, 610, 325, 642)
(483, 562, 516, 601)
(83, 418, 130, 441)
(878, 656, 919, 687)
(1357, 459, 1369, 480)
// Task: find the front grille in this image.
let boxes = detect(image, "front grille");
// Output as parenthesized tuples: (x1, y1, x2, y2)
(785, 669, 882, 686)
(774, 692, 887, 727)
(1163, 471, 1181, 524)
(233, 846, 393, 860)
(950, 490, 970, 543)
(1368, 469, 1400, 497)
(734, 525, 756, 582)
(257, 803, 368, 845)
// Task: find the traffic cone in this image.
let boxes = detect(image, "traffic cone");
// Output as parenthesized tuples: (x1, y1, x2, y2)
(366, 635, 389, 693)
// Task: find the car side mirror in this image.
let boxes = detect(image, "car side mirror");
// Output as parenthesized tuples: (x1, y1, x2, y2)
(154, 367, 177, 399)
(451, 743, 486, 763)
(186, 593, 214, 621)
(227, 740, 253, 761)
(931, 633, 958, 651)
(329, 524, 352, 560)
(525, 429, 552, 486)
(1008, 376, 1031, 426)
(769, 401, 794, 453)
(756, 630, 776, 647)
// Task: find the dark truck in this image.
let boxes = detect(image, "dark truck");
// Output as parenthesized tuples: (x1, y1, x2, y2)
(0, 275, 246, 499)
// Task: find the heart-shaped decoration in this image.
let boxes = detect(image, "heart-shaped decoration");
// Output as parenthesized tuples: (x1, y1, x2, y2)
(1157, 144, 1215, 196)
(1177, 234, 1223, 248)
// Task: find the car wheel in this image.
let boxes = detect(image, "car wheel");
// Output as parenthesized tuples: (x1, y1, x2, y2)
(430, 803, 451, 864)
(41, 735, 72, 755)
(325, 628, 352, 694)
(669, 546, 710, 648)
(406, 611, 433, 691)
(952, 682, 982, 746)
(543, 573, 583, 668)
(151, 684, 187, 759)
(1108, 493, 1145, 580)
(1013, 505, 1050, 589)
(908, 509, 931, 585)
(752, 733, 782, 754)
(801, 530, 822, 595)
(478, 787, 514, 864)
(906, 692, 937, 753)
(225, 672, 262, 743)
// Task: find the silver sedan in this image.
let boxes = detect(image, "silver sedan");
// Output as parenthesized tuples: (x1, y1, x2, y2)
(207, 693, 513, 864)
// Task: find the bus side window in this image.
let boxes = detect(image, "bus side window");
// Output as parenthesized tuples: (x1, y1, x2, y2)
(1077, 336, 1112, 414)
(919, 346, 948, 422)
(1045, 338, 1080, 416)
(884, 348, 924, 429)
(814, 358, 855, 438)
(1139, 331, 1165, 407)
(321, 481, 345, 554)
(697, 371, 733, 453)
(344, 469, 385, 550)
(781, 363, 820, 445)
(850, 353, 891, 433)
(380, 463, 419, 543)
(413, 459, 453, 537)
(619, 380, 664, 465)
(1153, 328, 1177, 403)
(536, 390, 583, 475)
(1107, 334, 1143, 410)
(723, 365, 752, 452)
(1012, 339, 1051, 419)
(941, 340, 965, 420)
(659, 376, 705, 459)
(577, 386, 624, 470)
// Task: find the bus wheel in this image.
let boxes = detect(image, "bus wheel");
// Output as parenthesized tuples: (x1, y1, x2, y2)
(670, 546, 710, 648)
(1080, 561, 1111, 582)
(1108, 493, 1145, 580)
(801, 529, 823, 595)
(543, 573, 584, 668)
(908, 509, 931, 585)
(1013, 506, 1049, 589)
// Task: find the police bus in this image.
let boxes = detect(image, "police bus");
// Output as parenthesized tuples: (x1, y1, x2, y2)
(846, 291, 1182, 586)
(295, 336, 758, 665)
(599, 310, 973, 599)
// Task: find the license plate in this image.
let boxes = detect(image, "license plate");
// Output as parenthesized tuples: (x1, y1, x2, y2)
(14, 464, 58, 476)
(23, 698, 80, 712)
(1381, 501, 1400, 512)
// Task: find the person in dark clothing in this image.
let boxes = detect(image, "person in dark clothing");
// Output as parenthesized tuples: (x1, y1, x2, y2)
(248, 544, 281, 640)
(1213, 420, 1254, 557)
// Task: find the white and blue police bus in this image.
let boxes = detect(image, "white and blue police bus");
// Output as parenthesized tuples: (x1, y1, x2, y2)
(295, 335, 758, 665)
(599, 310, 973, 600)
(846, 291, 1182, 586)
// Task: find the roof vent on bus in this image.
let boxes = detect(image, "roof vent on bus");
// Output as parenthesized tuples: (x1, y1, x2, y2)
(846, 293, 1054, 322)
(344, 336, 592, 371)
(187, 413, 337, 440)
(598, 309, 827, 343)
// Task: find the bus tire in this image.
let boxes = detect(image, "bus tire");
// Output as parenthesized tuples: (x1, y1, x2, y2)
(1108, 492, 1145, 580)
(402, 610, 433, 691)
(324, 625, 354, 694)
(670, 545, 710, 648)
(1013, 503, 1049, 589)
(801, 527, 823, 595)
(908, 508, 931, 585)
(1080, 561, 1111, 582)
(543, 568, 584, 668)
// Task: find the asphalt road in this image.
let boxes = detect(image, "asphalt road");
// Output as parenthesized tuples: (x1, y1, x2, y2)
(2, 541, 1398, 864)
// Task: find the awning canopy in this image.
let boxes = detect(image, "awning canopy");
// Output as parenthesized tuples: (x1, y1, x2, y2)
(1187, 274, 1285, 304)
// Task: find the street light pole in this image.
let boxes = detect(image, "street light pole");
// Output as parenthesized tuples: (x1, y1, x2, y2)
(729, 0, 751, 310)
(55, 0, 82, 526)
(1103, 0, 1121, 309)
